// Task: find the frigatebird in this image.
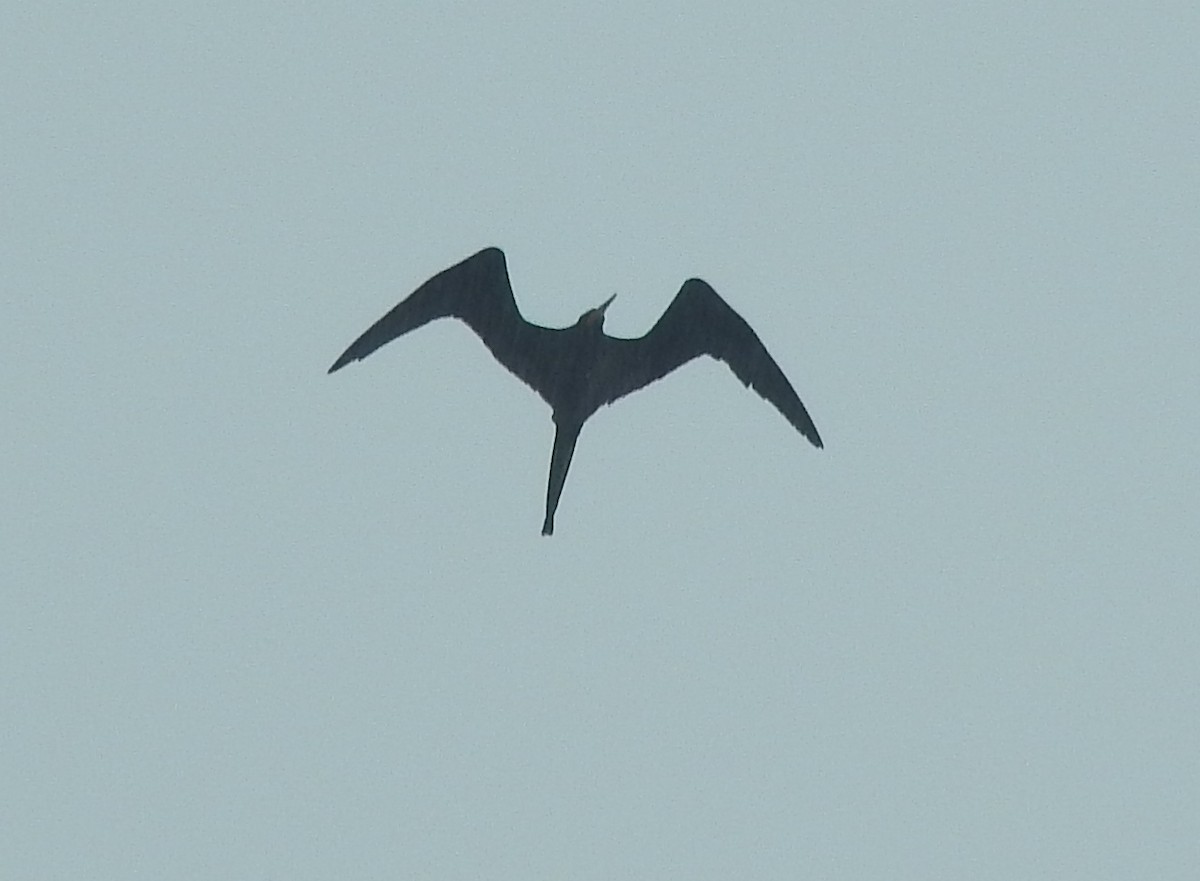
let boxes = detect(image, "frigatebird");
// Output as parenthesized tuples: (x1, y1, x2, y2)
(328, 247, 822, 535)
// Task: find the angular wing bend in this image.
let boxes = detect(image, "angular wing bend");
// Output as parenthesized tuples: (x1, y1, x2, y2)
(327, 247, 566, 404)
(599, 279, 823, 448)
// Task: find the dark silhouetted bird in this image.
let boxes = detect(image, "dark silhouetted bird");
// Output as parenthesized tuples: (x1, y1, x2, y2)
(328, 247, 822, 535)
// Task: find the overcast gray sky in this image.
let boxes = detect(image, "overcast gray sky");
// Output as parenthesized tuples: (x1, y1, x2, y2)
(4, 2, 1197, 878)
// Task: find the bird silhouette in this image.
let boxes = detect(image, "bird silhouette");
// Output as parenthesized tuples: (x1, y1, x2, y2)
(328, 247, 822, 535)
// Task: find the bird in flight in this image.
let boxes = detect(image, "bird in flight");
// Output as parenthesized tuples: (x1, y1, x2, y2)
(328, 247, 822, 535)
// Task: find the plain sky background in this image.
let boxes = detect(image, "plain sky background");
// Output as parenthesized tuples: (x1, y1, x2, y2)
(4, 2, 1197, 879)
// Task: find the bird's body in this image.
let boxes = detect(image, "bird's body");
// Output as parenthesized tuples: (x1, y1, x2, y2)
(328, 247, 822, 534)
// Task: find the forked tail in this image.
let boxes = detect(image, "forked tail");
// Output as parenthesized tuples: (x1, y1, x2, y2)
(542, 421, 582, 536)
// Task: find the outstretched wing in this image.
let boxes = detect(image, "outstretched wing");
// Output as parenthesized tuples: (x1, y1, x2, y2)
(327, 247, 567, 403)
(599, 279, 823, 448)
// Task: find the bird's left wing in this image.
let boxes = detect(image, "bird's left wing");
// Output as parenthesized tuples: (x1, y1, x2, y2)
(598, 279, 823, 448)
(327, 248, 568, 405)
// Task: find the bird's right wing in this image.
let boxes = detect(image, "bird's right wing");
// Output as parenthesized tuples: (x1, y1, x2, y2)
(598, 279, 823, 448)
(327, 248, 567, 404)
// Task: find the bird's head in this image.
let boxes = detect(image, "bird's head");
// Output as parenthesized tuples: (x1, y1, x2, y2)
(579, 293, 616, 329)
